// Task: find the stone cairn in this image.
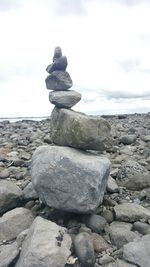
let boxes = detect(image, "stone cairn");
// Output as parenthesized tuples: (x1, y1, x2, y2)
(31, 46, 113, 215)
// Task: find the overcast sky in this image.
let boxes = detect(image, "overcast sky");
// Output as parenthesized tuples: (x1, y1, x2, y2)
(0, 0, 150, 117)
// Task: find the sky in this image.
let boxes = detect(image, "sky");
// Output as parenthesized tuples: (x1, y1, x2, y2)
(0, 0, 150, 117)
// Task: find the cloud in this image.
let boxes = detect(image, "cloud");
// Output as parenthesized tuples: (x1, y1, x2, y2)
(0, 0, 24, 12)
(101, 89, 150, 100)
(118, 58, 150, 75)
(50, 0, 91, 16)
(113, 0, 150, 6)
(118, 58, 141, 72)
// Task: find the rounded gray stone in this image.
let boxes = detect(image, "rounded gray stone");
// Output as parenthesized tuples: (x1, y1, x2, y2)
(0, 180, 23, 214)
(74, 232, 95, 267)
(49, 90, 81, 108)
(85, 214, 107, 233)
(0, 207, 34, 242)
(45, 71, 72, 90)
(114, 203, 150, 222)
(46, 56, 68, 73)
(119, 134, 137, 145)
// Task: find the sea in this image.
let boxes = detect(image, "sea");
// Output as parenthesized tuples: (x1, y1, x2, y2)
(0, 116, 50, 123)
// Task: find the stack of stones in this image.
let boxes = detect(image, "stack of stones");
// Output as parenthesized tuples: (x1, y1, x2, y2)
(31, 47, 113, 214)
(45, 46, 81, 110)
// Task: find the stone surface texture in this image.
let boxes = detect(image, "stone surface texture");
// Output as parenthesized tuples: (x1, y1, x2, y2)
(123, 234, 150, 267)
(15, 216, 72, 267)
(0, 207, 34, 242)
(0, 242, 19, 267)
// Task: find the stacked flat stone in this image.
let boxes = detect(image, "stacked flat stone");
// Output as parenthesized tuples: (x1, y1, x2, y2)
(45, 46, 81, 109)
(31, 47, 113, 214)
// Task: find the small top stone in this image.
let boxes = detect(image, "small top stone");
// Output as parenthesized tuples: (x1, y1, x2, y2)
(53, 46, 62, 62)
(46, 46, 68, 74)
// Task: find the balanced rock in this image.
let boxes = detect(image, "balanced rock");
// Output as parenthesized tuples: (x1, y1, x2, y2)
(51, 107, 113, 151)
(45, 71, 72, 90)
(53, 46, 62, 61)
(31, 145, 110, 214)
(46, 56, 68, 73)
(49, 90, 81, 108)
(46, 46, 68, 73)
(15, 216, 71, 267)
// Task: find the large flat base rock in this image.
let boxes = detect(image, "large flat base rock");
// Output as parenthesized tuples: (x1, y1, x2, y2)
(51, 107, 113, 151)
(31, 145, 110, 214)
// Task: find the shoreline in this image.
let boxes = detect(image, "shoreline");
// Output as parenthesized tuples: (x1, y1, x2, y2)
(0, 111, 149, 122)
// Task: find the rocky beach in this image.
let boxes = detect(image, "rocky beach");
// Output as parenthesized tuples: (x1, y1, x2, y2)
(0, 112, 150, 267)
(0, 46, 150, 267)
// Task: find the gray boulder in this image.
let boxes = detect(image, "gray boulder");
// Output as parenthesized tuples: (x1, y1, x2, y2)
(31, 145, 110, 214)
(116, 160, 150, 190)
(15, 216, 71, 267)
(51, 107, 113, 151)
(0, 207, 34, 242)
(123, 234, 150, 267)
(0, 180, 23, 214)
(49, 90, 81, 108)
(114, 203, 150, 222)
(45, 71, 72, 90)
(0, 242, 19, 267)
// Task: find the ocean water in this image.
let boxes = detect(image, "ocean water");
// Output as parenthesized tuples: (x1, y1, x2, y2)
(0, 116, 49, 123)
